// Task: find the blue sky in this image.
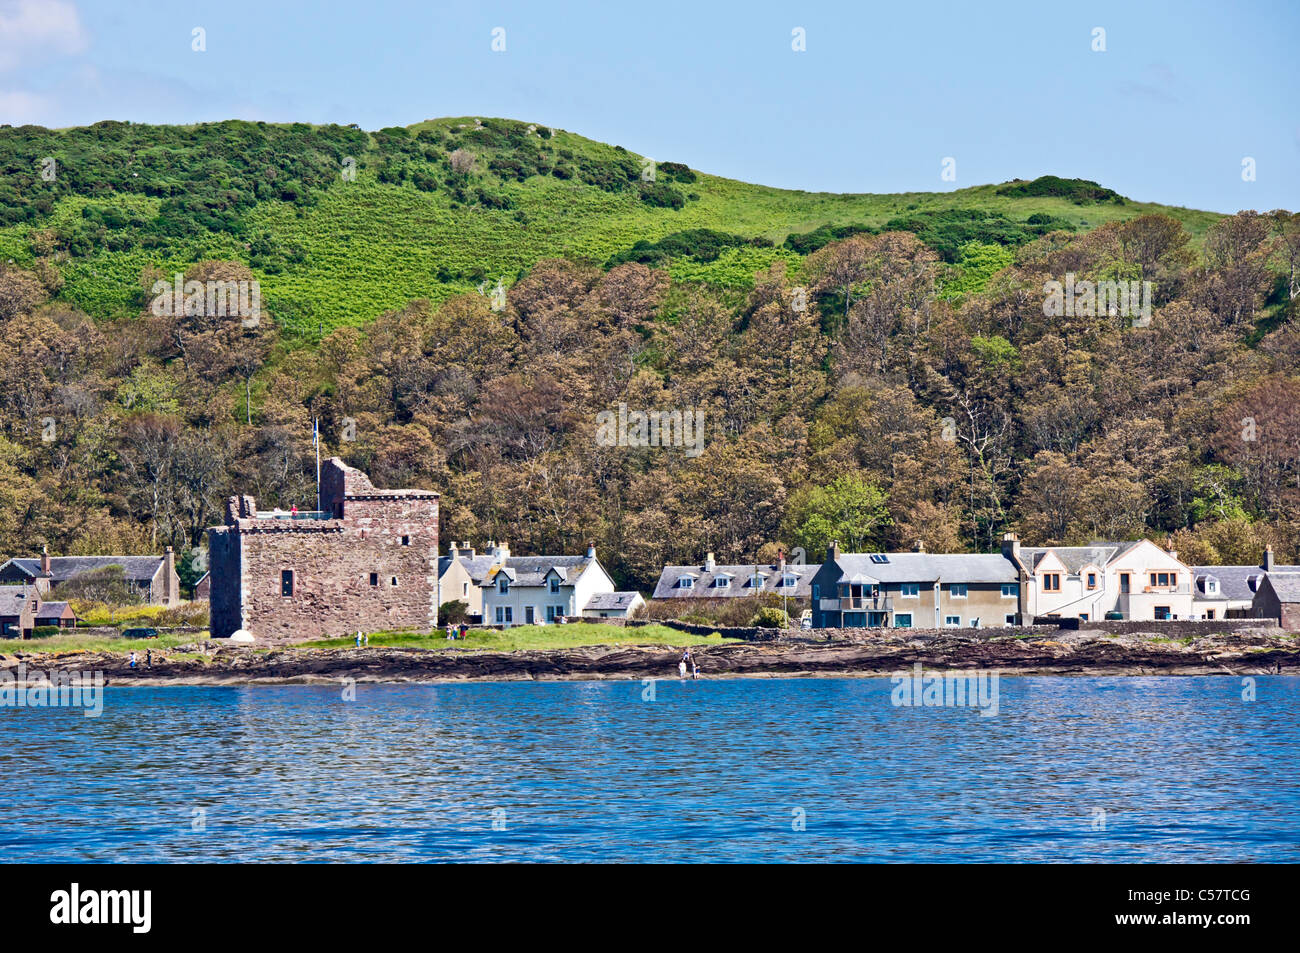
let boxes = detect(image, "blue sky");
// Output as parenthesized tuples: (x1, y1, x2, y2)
(1, 0, 1296, 212)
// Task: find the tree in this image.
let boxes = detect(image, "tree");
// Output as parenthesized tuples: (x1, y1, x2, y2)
(783, 473, 891, 554)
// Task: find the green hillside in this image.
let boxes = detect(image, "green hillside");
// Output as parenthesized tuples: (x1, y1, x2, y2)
(0, 117, 1221, 340)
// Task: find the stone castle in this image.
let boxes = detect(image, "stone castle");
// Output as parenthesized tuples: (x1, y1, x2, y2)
(208, 458, 439, 641)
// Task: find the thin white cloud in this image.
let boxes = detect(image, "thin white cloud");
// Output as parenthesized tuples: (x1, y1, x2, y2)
(0, 0, 88, 72)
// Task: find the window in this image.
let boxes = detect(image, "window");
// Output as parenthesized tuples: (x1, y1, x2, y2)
(893, 613, 913, 628)
(1206, 609, 1216, 620)
(1086, 573, 1097, 589)
(549, 577, 560, 593)
(1155, 606, 1171, 620)
(546, 605, 557, 623)
(390, 576, 398, 587)
(1207, 580, 1218, 594)
(869, 554, 890, 564)
(1079, 613, 1089, 622)
(462, 582, 469, 596)
(498, 577, 509, 594)
(1120, 573, 1131, 594)
(812, 584, 820, 601)
(281, 570, 294, 597)
(494, 606, 513, 625)
(1042, 574, 1061, 592)
(945, 615, 961, 627)
(369, 572, 379, 587)
(1001, 583, 1018, 598)
(950, 584, 967, 599)
(401, 535, 410, 546)
(715, 576, 731, 588)
(1150, 572, 1173, 587)
(900, 583, 919, 597)
(679, 576, 694, 589)
(1005, 614, 1017, 625)
(781, 574, 798, 588)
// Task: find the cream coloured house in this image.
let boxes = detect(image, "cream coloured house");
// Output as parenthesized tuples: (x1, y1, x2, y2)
(478, 543, 617, 626)
(1009, 537, 1196, 621)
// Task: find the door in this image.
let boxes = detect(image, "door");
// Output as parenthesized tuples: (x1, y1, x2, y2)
(525, 606, 535, 625)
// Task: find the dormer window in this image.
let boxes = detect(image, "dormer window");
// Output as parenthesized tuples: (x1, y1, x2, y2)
(679, 576, 694, 589)
(780, 574, 797, 588)
(549, 577, 560, 593)
(1248, 575, 1260, 592)
(715, 576, 731, 589)
(498, 577, 509, 594)
(747, 574, 764, 589)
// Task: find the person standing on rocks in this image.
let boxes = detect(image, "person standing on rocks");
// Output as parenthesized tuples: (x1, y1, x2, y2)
(146, 649, 152, 668)
(678, 648, 690, 679)
(355, 632, 362, 648)
(129, 651, 137, 669)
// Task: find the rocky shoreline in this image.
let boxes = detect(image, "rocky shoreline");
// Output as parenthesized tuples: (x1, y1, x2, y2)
(2, 627, 1297, 686)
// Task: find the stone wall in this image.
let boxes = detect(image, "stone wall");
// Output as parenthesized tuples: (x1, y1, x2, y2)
(207, 459, 439, 641)
(1064, 618, 1279, 636)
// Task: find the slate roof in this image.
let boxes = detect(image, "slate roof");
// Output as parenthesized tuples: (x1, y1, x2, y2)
(1263, 572, 1300, 603)
(1017, 542, 1146, 574)
(1, 556, 165, 585)
(481, 556, 593, 589)
(830, 552, 1018, 585)
(653, 563, 815, 599)
(35, 601, 74, 621)
(439, 554, 499, 585)
(0, 587, 37, 617)
(584, 591, 642, 611)
(1191, 564, 1300, 603)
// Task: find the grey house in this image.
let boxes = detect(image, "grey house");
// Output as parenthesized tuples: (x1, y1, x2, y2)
(653, 551, 814, 600)
(811, 542, 1021, 629)
(0, 548, 181, 606)
(1251, 573, 1300, 630)
(0, 586, 41, 639)
(1192, 547, 1300, 619)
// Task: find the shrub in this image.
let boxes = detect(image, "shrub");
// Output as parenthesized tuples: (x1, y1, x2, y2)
(439, 600, 469, 625)
(752, 607, 789, 628)
(639, 181, 685, 210)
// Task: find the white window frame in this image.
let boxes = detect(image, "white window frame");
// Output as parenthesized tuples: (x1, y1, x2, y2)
(900, 583, 919, 598)
(944, 615, 961, 627)
(1001, 583, 1018, 598)
(950, 584, 967, 599)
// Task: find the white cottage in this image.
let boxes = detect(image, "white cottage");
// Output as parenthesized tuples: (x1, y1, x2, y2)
(478, 543, 617, 626)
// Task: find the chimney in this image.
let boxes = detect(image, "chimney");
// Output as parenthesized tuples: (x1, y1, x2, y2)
(586, 540, 596, 559)
(1264, 545, 1275, 572)
(39, 545, 51, 576)
(704, 552, 715, 572)
(1001, 532, 1020, 561)
(827, 540, 840, 562)
(1167, 548, 1178, 562)
(777, 547, 786, 572)
(914, 540, 926, 553)
(497, 541, 510, 559)
(164, 546, 176, 606)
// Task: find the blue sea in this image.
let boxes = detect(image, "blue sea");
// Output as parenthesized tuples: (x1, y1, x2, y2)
(2, 676, 1297, 862)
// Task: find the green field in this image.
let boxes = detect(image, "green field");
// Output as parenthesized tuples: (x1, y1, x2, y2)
(292, 622, 735, 652)
(0, 116, 1223, 341)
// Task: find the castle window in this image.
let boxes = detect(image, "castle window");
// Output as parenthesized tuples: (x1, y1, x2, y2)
(401, 535, 410, 546)
(281, 570, 294, 597)
(390, 576, 398, 587)
(370, 573, 379, 587)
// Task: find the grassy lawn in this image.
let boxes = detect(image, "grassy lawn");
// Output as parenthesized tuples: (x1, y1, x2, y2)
(291, 622, 736, 652)
(0, 631, 199, 654)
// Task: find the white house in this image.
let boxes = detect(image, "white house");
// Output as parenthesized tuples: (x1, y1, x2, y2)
(479, 543, 617, 626)
(1012, 538, 1196, 621)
